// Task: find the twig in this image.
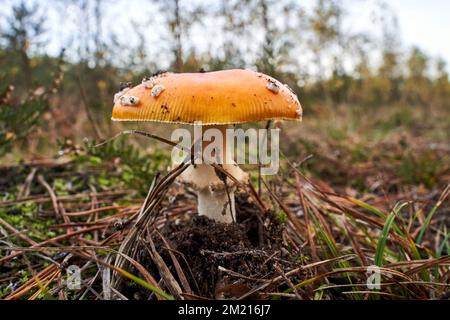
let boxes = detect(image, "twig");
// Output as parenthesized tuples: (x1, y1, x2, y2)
(145, 236, 183, 299)
(155, 230, 192, 294)
(18, 168, 37, 199)
(274, 263, 304, 300)
(0, 190, 134, 207)
(0, 225, 105, 264)
(0, 218, 38, 246)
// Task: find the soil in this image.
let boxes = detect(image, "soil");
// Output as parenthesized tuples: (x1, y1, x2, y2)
(124, 193, 303, 300)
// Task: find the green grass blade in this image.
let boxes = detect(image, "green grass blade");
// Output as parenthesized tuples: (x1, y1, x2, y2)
(437, 232, 450, 258)
(349, 197, 405, 237)
(375, 202, 408, 266)
(116, 268, 174, 300)
(417, 199, 446, 244)
(348, 197, 386, 219)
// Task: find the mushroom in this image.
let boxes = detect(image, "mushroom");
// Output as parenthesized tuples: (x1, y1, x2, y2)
(111, 69, 302, 224)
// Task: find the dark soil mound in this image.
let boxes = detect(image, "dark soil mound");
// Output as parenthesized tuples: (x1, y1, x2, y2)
(126, 194, 302, 299)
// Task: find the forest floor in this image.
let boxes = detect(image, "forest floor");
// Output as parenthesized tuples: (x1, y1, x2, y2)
(0, 104, 449, 300)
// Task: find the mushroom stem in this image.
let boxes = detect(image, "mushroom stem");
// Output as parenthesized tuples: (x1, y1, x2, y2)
(199, 125, 235, 223)
(179, 125, 247, 224)
(197, 183, 236, 223)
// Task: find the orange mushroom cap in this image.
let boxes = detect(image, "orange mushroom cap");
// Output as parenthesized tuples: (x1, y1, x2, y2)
(111, 69, 302, 125)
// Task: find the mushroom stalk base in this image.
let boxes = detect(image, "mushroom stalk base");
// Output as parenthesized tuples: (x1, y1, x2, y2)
(197, 188, 236, 224)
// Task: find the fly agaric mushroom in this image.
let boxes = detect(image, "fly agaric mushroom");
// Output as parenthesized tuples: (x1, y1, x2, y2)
(111, 69, 302, 223)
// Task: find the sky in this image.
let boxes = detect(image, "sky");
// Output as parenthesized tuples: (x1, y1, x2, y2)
(354, 0, 450, 62)
(2, 0, 450, 68)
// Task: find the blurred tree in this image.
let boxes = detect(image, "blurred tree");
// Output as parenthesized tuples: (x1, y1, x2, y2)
(1, 1, 46, 91)
(433, 58, 450, 106)
(93, 0, 105, 66)
(308, 0, 344, 104)
(209, 0, 250, 69)
(403, 47, 432, 105)
(257, 0, 276, 76)
(151, 0, 205, 72)
(169, 0, 184, 72)
(0, 51, 63, 156)
(347, 33, 374, 104)
(255, 0, 302, 80)
(372, 2, 402, 105)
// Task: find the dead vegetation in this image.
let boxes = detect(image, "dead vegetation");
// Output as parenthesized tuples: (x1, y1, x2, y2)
(0, 124, 449, 299)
